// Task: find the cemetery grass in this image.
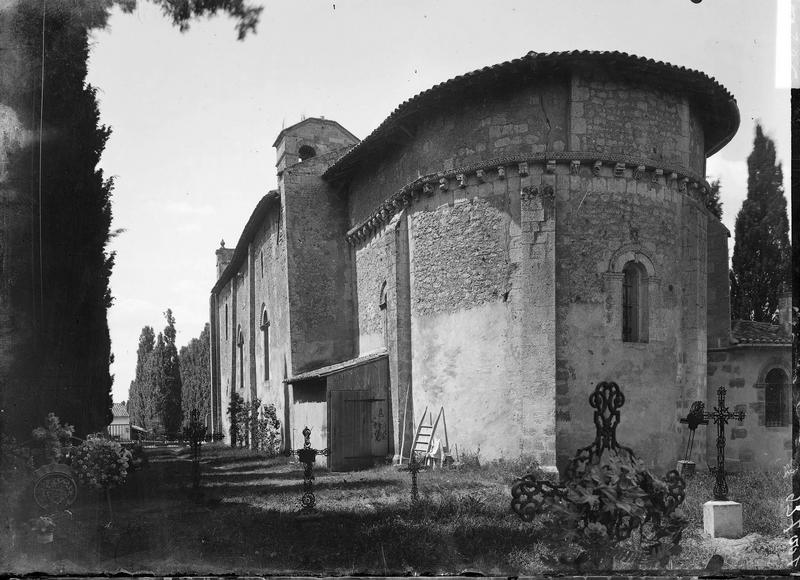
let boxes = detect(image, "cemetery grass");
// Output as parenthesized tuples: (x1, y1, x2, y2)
(3, 446, 792, 575)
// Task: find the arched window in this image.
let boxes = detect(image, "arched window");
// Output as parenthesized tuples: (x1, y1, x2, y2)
(237, 327, 244, 390)
(379, 281, 388, 347)
(622, 261, 648, 342)
(765, 368, 788, 427)
(298, 145, 316, 161)
(261, 308, 270, 381)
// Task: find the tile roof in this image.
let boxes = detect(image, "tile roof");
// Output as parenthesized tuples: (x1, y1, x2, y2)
(111, 403, 129, 418)
(730, 320, 792, 345)
(284, 349, 388, 383)
(324, 50, 739, 180)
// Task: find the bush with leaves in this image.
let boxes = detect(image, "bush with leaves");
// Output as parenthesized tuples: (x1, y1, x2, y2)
(227, 392, 245, 448)
(72, 435, 132, 491)
(31, 412, 75, 465)
(517, 453, 687, 570)
(254, 404, 282, 456)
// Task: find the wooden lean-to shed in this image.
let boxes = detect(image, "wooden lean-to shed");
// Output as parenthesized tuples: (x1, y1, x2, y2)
(284, 349, 390, 471)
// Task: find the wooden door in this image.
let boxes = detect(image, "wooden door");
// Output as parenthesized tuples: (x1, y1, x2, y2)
(329, 390, 374, 471)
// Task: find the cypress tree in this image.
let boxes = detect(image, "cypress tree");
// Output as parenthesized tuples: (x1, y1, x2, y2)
(128, 325, 155, 429)
(730, 124, 791, 322)
(161, 309, 183, 436)
(179, 323, 211, 427)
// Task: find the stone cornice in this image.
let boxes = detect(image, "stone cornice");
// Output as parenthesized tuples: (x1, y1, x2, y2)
(345, 153, 712, 246)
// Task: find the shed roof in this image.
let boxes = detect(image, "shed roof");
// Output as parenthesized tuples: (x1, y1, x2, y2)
(284, 349, 388, 384)
(730, 320, 791, 346)
(324, 50, 739, 180)
(111, 403, 128, 418)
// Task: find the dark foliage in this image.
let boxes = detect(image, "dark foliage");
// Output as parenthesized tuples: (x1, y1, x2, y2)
(179, 323, 211, 427)
(128, 326, 155, 432)
(227, 392, 245, 448)
(730, 124, 791, 322)
(702, 178, 722, 219)
(2, 3, 115, 437)
(160, 309, 183, 436)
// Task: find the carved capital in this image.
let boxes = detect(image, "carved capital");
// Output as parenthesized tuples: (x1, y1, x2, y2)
(423, 182, 434, 195)
(439, 177, 448, 191)
(546, 160, 556, 174)
(614, 163, 625, 178)
(476, 169, 486, 182)
(497, 166, 506, 180)
(633, 165, 645, 180)
(457, 173, 467, 188)
(570, 159, 581, 175)
(679, 177, 689, 192)
(519, 162, 529, 177)
(592, 160, 602, 177)
(652, 168, 663, 183)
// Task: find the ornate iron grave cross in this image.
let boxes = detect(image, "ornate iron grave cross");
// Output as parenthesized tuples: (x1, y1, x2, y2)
(679, 401, 708, 461)
(511, 381, 686, 561)
(400, 451, 429, 504)
(284, 426, 329, 515)
(185, 408, 207, 491)
(703, 386, 745, 501)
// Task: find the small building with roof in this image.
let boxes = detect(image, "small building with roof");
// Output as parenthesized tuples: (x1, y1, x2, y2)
(108, 402, 146, 442)
(209, 51, 790, 472)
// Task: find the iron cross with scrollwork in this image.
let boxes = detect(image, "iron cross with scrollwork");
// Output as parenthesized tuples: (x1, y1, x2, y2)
(703, 386, 745, 501)
(284, 426, 329, 514)
(400, 451, 429, 504)
(185, 408, 207, 490)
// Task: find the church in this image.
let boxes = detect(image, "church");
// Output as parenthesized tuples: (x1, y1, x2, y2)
(209, 51, 791, 473)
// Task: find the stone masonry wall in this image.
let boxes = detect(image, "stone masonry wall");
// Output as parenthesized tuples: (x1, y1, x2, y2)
(706, 218, 731, 349)
(706, 347, 792, 470)
(282, 151, 356, 374)
(555, 163, 708, 472)
(251, 204, 292, 440)
(570, 69, 705, 175)
(347, 77, 570, 226)
(355, 229, 389, 353)
(406, 163, 556, 465)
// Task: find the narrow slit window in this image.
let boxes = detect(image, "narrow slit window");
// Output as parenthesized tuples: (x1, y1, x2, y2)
(237, 327, 244, 390)
(622, 261, 647, 342)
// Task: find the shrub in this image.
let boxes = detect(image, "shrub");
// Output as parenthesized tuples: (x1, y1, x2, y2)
(254, 404, 282, 456)
(72, 435, 132, 490)
(31, 412, 74, 465)
(227, 392, 245, 448)
(514, 452, 687, 570)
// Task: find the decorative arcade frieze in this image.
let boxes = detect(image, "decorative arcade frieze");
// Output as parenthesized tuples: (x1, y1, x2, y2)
(345, 152, 712, 246)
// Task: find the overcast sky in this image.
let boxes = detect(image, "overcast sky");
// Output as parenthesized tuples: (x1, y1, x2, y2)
(85, 0, 791, 403)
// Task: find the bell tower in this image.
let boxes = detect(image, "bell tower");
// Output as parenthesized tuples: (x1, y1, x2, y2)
(272, 117, 359, 176)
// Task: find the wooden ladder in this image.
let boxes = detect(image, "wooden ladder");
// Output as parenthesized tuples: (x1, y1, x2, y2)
(408, 406, 450, 465)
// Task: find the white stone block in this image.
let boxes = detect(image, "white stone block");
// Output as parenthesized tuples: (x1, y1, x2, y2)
(703, 500, 743, 538)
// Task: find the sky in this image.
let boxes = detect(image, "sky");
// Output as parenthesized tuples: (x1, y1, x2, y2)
(85, 0, 792, 403)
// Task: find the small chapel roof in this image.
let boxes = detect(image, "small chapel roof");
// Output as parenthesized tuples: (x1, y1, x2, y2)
(111, 403, 129, 418)
(324, 50, 739, 180)
(730, 320, 792, 346)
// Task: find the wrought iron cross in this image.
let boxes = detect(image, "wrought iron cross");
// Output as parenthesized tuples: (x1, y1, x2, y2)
(185, 408, 206, 490)
(284, 426, 329, 514)
(679, 401, 708, 461)
(704, 386, 745, 501)
(400, 451, 429, 504)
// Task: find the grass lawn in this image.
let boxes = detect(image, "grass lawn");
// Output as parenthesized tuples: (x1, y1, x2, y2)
(1, 445, 793, 575)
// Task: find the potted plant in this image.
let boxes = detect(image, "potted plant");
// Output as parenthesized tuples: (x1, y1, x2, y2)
(72, 435, 132, 527)
(28, 516, 56, 544)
